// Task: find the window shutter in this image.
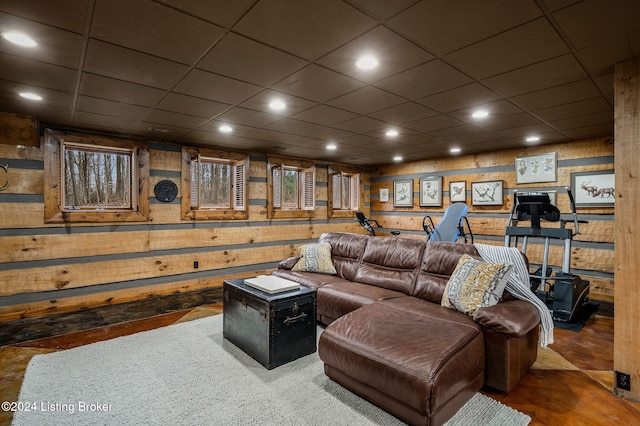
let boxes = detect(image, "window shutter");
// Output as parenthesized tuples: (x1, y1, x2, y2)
(233, 159, 246, 210)
(190, 156, 199, 208)
(350, 174, 360, 211)
(272, 166, 281, 208)
(301, 167, 315, 210)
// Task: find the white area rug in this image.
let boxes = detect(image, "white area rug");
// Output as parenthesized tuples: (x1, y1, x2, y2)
(14, 315, 530, 425)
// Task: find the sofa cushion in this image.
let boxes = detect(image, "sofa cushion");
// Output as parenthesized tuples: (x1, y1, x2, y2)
(352, 235, 424, 295)
(441, 254, 513, 316)
(319, 232, 369, 281)
(291, 242, 337, 275)
(413, 242, 483, 304)
(317, 281, 406, 322)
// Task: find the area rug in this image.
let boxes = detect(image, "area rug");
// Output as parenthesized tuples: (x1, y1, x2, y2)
(14, 315, 530, 425)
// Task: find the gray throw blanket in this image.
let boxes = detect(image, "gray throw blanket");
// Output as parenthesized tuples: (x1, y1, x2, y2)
(474, 243, 554, 347)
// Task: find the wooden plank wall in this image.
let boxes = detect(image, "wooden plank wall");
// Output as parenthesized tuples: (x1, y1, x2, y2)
(0, 128, 370, 321)
(370, 136, 615, 303)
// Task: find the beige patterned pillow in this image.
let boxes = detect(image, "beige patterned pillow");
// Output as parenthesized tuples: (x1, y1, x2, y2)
(441, 254, 513, 316)
(291, 243, 337, 275)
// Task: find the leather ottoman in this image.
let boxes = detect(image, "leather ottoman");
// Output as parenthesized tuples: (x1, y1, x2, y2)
(318, 297, 485, 426)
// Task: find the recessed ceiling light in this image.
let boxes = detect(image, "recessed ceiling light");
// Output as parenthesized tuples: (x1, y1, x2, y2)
(326, 143, 337, 151)
(471, 110, 489, 119)
(19, 92, 42, 101)
(450, 147, 461, 154)
(393, 155, 403, 162)
(356, 54, 379, 70)
(2, 31, 37, 47)
(269, 99, 286, 111)
(385, 129, 399, 137)
(526, 136, 540, 143)
(219, 124, 233, 133)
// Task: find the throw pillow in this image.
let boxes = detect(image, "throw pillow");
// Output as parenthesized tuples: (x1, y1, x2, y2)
(291, 242, 337, 275)
(441, 254, 513, 316)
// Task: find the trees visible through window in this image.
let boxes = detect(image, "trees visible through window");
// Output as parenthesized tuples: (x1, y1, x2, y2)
(267, 156, 316, 219)
(62, 143, 135, 210)
(332, 172, 360, 211)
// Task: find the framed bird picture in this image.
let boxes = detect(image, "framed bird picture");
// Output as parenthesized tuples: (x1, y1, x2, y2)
(449, 180, 466, 203)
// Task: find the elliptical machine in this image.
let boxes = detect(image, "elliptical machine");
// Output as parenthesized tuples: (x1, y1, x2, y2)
(504, 188, 590, 322)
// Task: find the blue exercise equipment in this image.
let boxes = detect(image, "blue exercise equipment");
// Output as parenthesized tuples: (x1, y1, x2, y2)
(422, 203, 474, 243)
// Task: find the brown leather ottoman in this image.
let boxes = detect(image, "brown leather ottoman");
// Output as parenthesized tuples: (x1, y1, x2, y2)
(318, 297, 485, 426)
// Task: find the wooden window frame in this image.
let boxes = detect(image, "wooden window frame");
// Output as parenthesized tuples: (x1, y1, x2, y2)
(328, 165, 364, 219)
(181, 147, 249, 220)
(267, 155, 316, 219)
(44, 129, 149, 223)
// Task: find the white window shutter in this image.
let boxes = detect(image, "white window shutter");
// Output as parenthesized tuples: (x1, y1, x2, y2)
(190, 156, 199, 208)
(332, 174, 341, 210)
(272, 166, 281, 208)
(350, 174, 360, 211)
(301, 167, 315, 210)
(233, 159, 246, 210)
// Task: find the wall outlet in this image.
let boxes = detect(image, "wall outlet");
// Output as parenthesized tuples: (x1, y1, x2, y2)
(616, 371, 631, 391)
(193, 261, 199, 269)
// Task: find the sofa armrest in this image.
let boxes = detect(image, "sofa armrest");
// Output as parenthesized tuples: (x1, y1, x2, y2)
(474, 299, 540, 338)
(278, 256, 300, 270)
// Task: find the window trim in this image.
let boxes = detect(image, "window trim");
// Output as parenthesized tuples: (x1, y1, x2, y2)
(181, 147, 249, 220)
(267, 155, 316, 219)
(44, 129, 150, 224)
(328, 165, 365, 219)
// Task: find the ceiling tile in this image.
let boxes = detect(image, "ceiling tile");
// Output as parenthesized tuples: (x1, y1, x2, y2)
(0, 0, 90, 33)
(0, 13, 84, 68)
(173, 69, 262, 104)
(534, 98, 612, 122)
(560, 123, 613, 139)
(448, 99, 525, 124)
(73, 110, 138, 132)
(369, 102, 438, 124)
(402, 114, 463, 133)
(144, 109, 209, 129)
(197, 33, 307, 87)
(327, 85, 405, 115)
(130, 121, 191, 138)
(215, 107, 281, 128)
(332, 116, 389, 133)
(79, 73, 166, 107)
(416, 83, 502, 113)
(375, 60, 472, 100)
(444, 18, 569, 80)
(482, 54, 588, 98)
(0, 92, 73, 124)
(470, 112, 541, 132)
(511, 79, 602, 111)
(233, 0, 376, 60)
(76, 95, 150, 120)
(156, 93, 231, 118)
(272, 65, 365, 103)
(197, 120, 256, 135)
(266, 118, 352, 140)
(0, 53, 77, 92)
(0, 80, 73, 110)
(84, 39, 189, 89)
(291, 105, 359, 125)
(344, 0, 420, 20)
(495, 124, 560, 139)
(550, 111, 612, 131)
(576, 37, 635, 76)
(429, 124, 497, 144)
(316, 25, 433, 83)
(156, 0, 256, 29)
(386, 0, 542, 55)
(243, 129, 294, 142)
(238, 90, 317, 116)
(91, 0, 225, 64)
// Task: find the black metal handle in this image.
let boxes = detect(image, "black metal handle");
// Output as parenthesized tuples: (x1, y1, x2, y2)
(283, 312, 307, 325)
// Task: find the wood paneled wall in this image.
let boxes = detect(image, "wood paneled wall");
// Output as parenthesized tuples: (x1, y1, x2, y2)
(0, 123, 370, 321)
(370, 137, 615, 302)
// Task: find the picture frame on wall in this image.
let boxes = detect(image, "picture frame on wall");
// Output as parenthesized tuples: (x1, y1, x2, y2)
(379, 188, 389, 203)
(393, 179, 413, 207)
(449, 180, 466, 203)
(471, 180, 503, 206)
(419, 176, 442, 207)
(515, 152, 557, 184)
(571, 170, 615, 207)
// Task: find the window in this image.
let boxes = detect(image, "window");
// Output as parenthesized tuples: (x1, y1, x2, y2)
(44, 129, 149, 223)
(267, 156, 315, 219)
(328, 166, 364, 218)
(181, 147, 248, 220)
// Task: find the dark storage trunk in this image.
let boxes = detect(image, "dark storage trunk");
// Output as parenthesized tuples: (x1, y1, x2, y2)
(223, 279, 317, 369)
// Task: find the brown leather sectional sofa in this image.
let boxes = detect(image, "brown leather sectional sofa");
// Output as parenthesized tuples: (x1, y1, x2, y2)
(274, 232, 540, 426)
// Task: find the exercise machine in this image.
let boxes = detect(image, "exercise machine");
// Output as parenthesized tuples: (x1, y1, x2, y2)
(504, 188, 590, 321)
(355, 211, 380, 236)
(423, 202, 474, 243)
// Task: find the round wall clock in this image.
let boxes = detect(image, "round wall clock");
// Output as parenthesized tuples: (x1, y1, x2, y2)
(154, 179, 178, 202)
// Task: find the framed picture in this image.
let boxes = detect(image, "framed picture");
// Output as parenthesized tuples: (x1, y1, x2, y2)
(471, 180, 503, 206)
(571, 170, 615, 207)
(379, 188, 389, 203)
(419, 176, 442, 207)
(515, 152, 557, 184)
(393, 179, 413, 207)
(449, 180, 466, 203)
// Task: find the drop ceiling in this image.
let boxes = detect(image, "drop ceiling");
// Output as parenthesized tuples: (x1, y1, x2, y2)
(0, 0, 638, 165)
